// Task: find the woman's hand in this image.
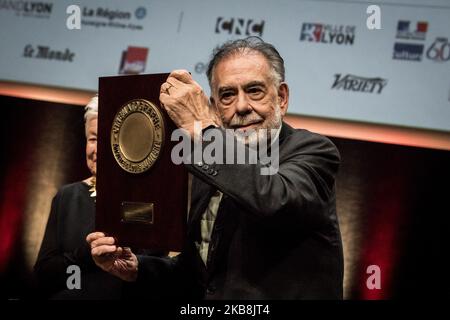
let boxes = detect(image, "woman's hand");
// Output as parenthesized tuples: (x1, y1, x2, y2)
(86, 232, 138, 282)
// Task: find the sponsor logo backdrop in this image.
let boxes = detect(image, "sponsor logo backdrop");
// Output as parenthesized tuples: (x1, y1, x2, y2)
(0, 0, 449, 131)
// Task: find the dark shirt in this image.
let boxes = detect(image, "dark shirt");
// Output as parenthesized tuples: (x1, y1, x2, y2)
(34, 181, 123, 299)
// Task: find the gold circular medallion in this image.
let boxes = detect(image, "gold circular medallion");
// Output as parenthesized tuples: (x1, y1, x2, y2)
(111, 99, 164, 174)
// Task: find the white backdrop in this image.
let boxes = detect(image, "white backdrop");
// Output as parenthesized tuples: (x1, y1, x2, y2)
(0, 0, 449, 131)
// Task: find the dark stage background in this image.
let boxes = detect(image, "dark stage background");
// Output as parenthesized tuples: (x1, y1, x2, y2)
(0, 95, 449, 299)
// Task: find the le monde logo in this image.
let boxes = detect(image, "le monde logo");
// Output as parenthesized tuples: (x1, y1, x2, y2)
(22, 44, 75, 62)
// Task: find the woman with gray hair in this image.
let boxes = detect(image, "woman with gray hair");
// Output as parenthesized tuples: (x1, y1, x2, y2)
(34, 95, 124, 299)
(83, 94, 98, 191)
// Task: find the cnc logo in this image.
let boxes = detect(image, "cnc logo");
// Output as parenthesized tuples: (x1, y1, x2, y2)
(22, 44, 75, 62)
(119, 46, 149, 75)
(300, 23, 356, 45)
(331, 74, 387, 94)
(215, 17, 264, 37)
(0, 0, 52, 18)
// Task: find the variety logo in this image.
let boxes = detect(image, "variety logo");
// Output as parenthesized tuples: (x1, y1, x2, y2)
(300, 23, 356, 45)
(118, 46, 149, 75)
(81, 6, 146, 30)
(396, 20, 428, 41)
(426, 37, 450, 62)
(215, 17, 264, 37)
(0, 0, 52, 18)
(22, 44, 75, 62)
(331, 74, 387, 94)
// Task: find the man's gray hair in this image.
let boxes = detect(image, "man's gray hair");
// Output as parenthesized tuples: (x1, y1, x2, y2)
(206, 36, 285, 88)
(84, 94, 98, 135)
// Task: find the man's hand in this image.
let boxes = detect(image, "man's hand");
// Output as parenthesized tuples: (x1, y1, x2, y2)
(86, 232, 138, 282)
(159, 70, 221, 138)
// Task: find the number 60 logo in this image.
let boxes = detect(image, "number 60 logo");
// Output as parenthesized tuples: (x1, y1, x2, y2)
(426, 37, 450, 62)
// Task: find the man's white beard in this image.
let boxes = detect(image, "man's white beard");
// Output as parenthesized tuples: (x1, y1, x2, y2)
(234, 105, 282, 146)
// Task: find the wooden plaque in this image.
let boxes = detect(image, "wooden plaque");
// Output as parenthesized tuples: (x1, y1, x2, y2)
(96, 73, 187, 251)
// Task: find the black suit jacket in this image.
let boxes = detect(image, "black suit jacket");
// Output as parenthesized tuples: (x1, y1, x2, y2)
(137, 122, 343, 299)
(34, 182, 124, 299)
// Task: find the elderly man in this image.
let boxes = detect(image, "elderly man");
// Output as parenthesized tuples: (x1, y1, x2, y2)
(87, 37, 343, 299)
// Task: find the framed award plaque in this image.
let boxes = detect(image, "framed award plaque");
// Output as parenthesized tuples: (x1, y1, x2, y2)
(96, 73, 188, 251)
